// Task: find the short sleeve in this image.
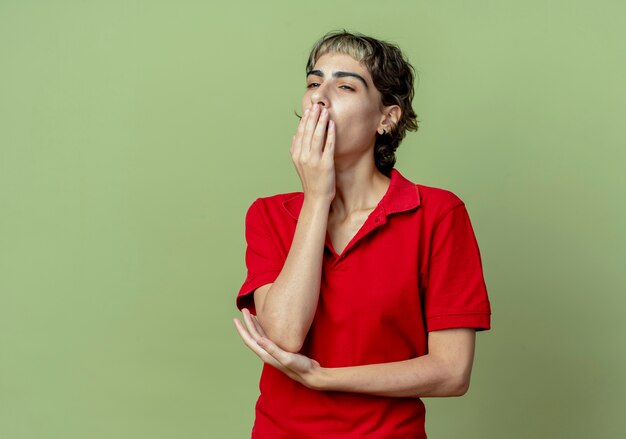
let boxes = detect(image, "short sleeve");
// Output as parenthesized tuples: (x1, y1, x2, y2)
(236, 199, 284, 314)
(424, 203, 491, 331)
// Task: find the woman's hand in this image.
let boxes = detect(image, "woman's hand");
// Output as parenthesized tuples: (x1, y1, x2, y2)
(233, 308, 325, 390)
(291, 103, 336, 203)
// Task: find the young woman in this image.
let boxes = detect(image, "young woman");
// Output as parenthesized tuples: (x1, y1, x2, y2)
(233, 30, 491, 438)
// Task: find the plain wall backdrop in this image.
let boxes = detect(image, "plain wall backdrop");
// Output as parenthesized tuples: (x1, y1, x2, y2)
(1, 1, 625, 438)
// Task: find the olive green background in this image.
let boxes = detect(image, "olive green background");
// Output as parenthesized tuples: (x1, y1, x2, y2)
(1, 1, 624, 438)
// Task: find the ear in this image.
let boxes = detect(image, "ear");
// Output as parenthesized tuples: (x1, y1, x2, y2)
(377, 105, 402, 135)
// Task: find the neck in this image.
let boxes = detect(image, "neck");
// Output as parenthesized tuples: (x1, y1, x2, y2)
(331, 158, 391, 218)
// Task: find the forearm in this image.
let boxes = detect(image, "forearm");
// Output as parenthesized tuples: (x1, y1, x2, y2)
(236, 313, 477, 399)
(258, 196, 330, 351)
(316, 354, 472, 398)
(314, 329, 476, 397)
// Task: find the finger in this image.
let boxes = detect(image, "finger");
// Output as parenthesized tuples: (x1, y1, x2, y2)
(255, 337, 313, 384)
(311, 107, 329, 155)
(233, 319, 308, 384)
(234, 318, 300, 380)
(322, 119, 335, 158)
(233, 317, 262, 353)
(242, 308, 263, 342)
(250, 315, 268, 338)
(257, 336, 296, 368)
(302, 104, 320, 153)
(242, 311, 295, 369)
(292, 108, 309, 156)
(233, 318, 283, 368)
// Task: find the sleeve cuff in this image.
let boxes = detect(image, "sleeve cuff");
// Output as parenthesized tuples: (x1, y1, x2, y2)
(236, 270, 281, 314)
(426, 312, 491, 332)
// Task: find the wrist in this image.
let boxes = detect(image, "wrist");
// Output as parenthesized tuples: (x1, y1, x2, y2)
(309, 366, 334, 391)
(302, 194, 333, 209)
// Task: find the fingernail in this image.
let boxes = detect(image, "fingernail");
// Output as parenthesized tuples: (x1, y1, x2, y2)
(313, 103, 319, 111)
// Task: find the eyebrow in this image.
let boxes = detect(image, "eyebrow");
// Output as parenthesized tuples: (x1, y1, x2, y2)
(306, 69, 370, 89)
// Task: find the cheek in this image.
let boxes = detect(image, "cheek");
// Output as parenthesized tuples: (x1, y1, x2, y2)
(301, 91, 314, 112)
(334, 104, 378, 130)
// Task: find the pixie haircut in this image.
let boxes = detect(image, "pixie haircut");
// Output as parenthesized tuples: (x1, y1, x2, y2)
(306, 30, 419, 176)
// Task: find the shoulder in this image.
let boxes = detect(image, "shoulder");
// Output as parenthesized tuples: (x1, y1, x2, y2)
(390, 167, 469, 226)
(417, 183, 464, 207)
(251, 191, 302, 207)
(391, 168, 464, 213)
(415, 183, 466, 223)
(244, 191, 303, 222)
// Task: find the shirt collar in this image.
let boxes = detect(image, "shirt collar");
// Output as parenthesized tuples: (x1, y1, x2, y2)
(282, 168, 421, 220)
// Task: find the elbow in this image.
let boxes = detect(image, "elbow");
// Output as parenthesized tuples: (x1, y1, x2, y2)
(423, 364, 471, 397)
(438, 354, 473, 397)
(450, 379, 470, 397)
(269, 333, 304, 353)
(257, 317, 306, 353)
(409, 370, 471, 398)
(447, 372, 471, 397)
(255, 307, 309, 353)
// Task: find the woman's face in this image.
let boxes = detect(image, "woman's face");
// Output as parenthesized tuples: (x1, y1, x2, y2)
(302, 52, 386, 157)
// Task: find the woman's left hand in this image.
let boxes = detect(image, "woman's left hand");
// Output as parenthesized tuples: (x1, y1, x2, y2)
(233, 308, 325, 390)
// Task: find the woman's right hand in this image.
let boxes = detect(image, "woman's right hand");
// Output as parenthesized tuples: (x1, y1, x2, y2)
(290, 103, 336, 203)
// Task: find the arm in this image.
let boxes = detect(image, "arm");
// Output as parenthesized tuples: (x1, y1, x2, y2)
(254, 197, 330, 352)
(315, 328, 475, 397)
(253, 104, 336, 353)
(234, 308, 476, 398)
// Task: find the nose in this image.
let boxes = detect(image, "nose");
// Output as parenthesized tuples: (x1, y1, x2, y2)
(310, 85, 329, 108)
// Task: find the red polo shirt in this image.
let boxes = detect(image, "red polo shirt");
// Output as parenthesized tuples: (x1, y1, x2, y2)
(236, 168, 491, 439)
